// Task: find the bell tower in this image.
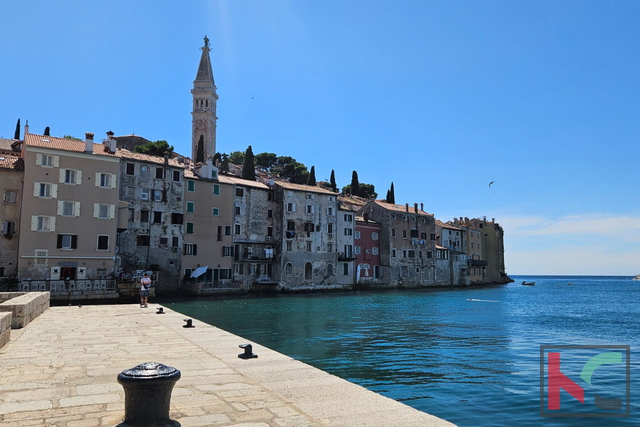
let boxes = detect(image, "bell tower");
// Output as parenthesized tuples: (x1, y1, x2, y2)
(191, 35, 218, 163)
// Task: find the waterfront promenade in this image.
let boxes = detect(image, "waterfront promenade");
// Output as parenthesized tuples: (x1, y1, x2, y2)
(0, 303, 453, 426)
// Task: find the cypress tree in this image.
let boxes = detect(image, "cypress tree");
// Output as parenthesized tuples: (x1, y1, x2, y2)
(307, 166, 316, 186)
(242, 145, 256, 181)
(350, 171, 360, 197)
(330, 170, 337, 192)
(387, 182, 395, 204)
(44, 126, 50, 136)
(195, 135, 205, 163)
(14, 119, 20, 139)
(220, 153, 230, 174)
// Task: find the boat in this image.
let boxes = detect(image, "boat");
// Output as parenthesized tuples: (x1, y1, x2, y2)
(522, 281, 535, 286)
(633, 274, 640, 281)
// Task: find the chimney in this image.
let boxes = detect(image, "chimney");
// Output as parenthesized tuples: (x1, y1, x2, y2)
(420, 203, 424, 212)
(483, 216, 487, 223)
(104, 131, 116, 153)
(85, 132, 94, 153)
(492, 218, 495, 223)
(405, 203, 409, 212)
(465, 217, 469, 226)
(414, 203, 418, 213)
(24, 120, 29, 137)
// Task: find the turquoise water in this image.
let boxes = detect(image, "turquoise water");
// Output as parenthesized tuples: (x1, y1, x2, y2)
(167, 276, 639, 426)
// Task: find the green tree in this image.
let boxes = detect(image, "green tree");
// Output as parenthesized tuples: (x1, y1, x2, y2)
(63, 135, 82, 141)
(44, 126, 50, 136)
(350, 171, 360, 197)
(242, 145, 256, 181)
(330, 170, 337, 192)
(212, 152, 221, 164)
(307, 166, 316, 186)
(220, 153, 230, 174)
(386, 182, 395, 204)
(14, 119, 20, 139)
(195, 136, 204, 163)
(134, 140, 175, 157)
(229, 151, 245, 165)
(359, 183, 377, 199)
(255, 152, 278, 170)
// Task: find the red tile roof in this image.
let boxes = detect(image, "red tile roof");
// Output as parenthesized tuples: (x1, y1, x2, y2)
(114, 148, 183, 167)
(275, 181, 337, 195)
(370, 199, 433, 216)
(435, 219, 463, 231)
(24, 133, 117, 157)
(0, 154, 24, 171)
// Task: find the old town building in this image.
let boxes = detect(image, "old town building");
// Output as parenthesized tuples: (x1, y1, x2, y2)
(0, 140, 23, 278)
(354, 215, 381, 283)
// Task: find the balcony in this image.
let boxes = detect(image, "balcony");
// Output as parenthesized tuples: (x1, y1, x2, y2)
(468, 259, 488, 266)
(338, 252, 355, 261)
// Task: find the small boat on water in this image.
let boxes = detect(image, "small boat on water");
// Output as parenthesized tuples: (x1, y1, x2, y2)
(633, 274, 640, 281)
(522, 281, 535, 286)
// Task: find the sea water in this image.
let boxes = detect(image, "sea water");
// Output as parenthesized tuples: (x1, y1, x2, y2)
(168, 276, 640, 426)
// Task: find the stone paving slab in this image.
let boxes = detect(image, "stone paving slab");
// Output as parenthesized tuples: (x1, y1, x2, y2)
(0, 304, 454, 426)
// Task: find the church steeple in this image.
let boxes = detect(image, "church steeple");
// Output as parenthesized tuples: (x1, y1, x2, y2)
(191, 35, 218, 164)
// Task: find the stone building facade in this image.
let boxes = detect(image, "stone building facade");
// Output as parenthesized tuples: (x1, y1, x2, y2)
(0, 151, 23, 278)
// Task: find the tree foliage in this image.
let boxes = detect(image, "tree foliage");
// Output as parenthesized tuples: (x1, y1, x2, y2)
(134, 140, 175, 157)
(343, 182, 377, 199)
(330, 170, 337, 192)
(350, 171, 360, 196)
(220, 153, 230, 174)
(229, 151, 245, 165)
(242, 145, 256, 181)
(44, 126, 50, 136)
(14, 119, 20, 139)
(255, 152, 278, 169)
(307, 166, 316, 186)
(272, 156, 309, 184)
(386, 182, 395, 204)
(63, 135, 82, 141)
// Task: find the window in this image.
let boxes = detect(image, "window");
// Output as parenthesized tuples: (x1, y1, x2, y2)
(305, 262, 312, 280)
(408, 250, 415, 258)
(372, 232, 379, 240)
(212, 207, 219, 216)
(287, 221, 296, 231)
(186, 222, 194, 234)
(392, 249, 396, 257)
(374, 265, 380, 279)
(327, 207, 334, 216)
(2, 221, 16, 236)
(285, 263, 293, 274)
(403, 216, 407, 221)
(184, 243, 197, 255)
(40, 154, 54, 167)
(431, 233, 436, 241)
(153, 190, 163, 202)
(392, 229, 396, 238)
(187, 180, 195, 192)
(403, 230, 407, 239)
(213, 184, 220, 195)
(33, 216, 54, 232)
(126, 163, 135, 175)
(344, 214, 353, 222)
(235, 205, 241, 215)
(137, 235, 150, 246)
(172, 236, 179, 247)
(267, 209, 273, 218)
(60, 201, 76, 217)
(234, 224, 241, 234)
(354, 246, 361, 255)
(304, 222, 314, 232)
(306, 193, 314, 200)
(306, 205, 314, 214)
(94, 235, 109, 250)
(354, 231, 361, 239)
(306, 241, 312, 252)
(52, 232, 82, 252)
(411, 230, 419, 238)
(153, 211, 162, 223)
(403, 250, 407, 258)
(222, 246, 233, 257)
(401, 266, 408, 277)
(211, 170, 218, 179)
(427, 251, 433, 258)
(98, 173, 112, 188)
(64, 169, 77, 184)
(392, 214, 396, 220)
(327, 223, 333, 234)
(235, 188, 244, 197)
(140, 210, 150, 223)
(344, 245, 353, 258)
(343, 263, 349, 276)
(327, 243, 333, 253)
(372, 247, 379, 255)
(39, 183, 52, 198)
(155, 168, 164, 179)
(186, 202, 195, 213)
(35, 249, 48, 265)
(172, 170, 181, 182)
(97, 268, 107, 277)
(225, 225, 231, 236)
(267, 226, 273, 236)
(344, 228, 353, 236)
(141, 189, 150, 200)
(421, 232, 427, 240)
(126, 186, 135, 198)
(287, 202, 296, 212)
(3, 190, 17, 204)
(286, 241, 292, 251)
(94, 204, 113, 219)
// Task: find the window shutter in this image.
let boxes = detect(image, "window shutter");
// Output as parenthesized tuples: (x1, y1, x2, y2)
(31, 216, 38, 231)
(33, 182, 40, 197)
(109, 204, 115, 219)
(49, 217, 56, 232)
(183, 244, 187, 255)
(59, 169, 66, 183)
(110, 174, 117, 189)
(57, 201, 64, 216)
(36, 153, 42, 165)
(93, 203, 99, 218)
(95, 173, 100, 187)
(53, 156, 59, 167)
(77, 170, 83, 184)
(75, 202, 81, 217)
(57, 235, 63, 248)
(71, 235, 78, 249)
(291, 203, 296, 212)
(51, 184, 58, 198)
(193, 244, 197, 256)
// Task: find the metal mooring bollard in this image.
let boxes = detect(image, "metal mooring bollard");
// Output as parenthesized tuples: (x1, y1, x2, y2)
(183, 318, 194, 328)
(238, 343, 258, 359)
(117, 362, 181, 426)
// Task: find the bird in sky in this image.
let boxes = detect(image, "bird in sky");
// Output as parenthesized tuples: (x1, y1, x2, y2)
(489, 181, 495, 187)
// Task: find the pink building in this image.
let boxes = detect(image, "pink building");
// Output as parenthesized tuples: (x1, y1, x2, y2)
(354, 215, 381, 283)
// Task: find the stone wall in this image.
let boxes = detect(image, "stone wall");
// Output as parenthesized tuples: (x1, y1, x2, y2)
(0, 311, 11, 349)
(0, 291, 50, 329)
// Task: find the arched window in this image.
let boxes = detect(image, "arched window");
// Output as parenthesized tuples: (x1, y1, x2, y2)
(327, 263, 333, 276)
(205, 99, 208, 107)
(285, 263, 293, 274)
(200, 99, 204, 107)
(304, 262, 312, 280)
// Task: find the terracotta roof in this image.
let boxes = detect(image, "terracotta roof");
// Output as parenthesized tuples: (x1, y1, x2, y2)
(0, 154, 24, 171)
(24, 133, 117, 157)
(435, 219, 463, 231)
(0, 138, 18, 153)
(370, 199, 433, 216)
(114, 148, 183, 168)
(218, 175, 270, 190)
(275, 181, 337, 195)
(355, 215, 379, 225)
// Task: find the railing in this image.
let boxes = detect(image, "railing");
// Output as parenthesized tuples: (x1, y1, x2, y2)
(20, 279, 117, 293)
(181, 280, 243, 291)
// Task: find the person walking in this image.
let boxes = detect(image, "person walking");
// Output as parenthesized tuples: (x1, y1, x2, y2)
(140, 273, 151, 308)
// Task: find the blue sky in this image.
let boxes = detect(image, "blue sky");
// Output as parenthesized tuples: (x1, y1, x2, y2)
(1, 1, 639, 275)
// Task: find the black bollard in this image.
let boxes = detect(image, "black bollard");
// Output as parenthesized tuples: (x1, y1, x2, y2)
(183, 318, 194, 328)
(117, 362, 181, 426)
(156, 307, 164, 314)
(238, 343, 258, 359)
